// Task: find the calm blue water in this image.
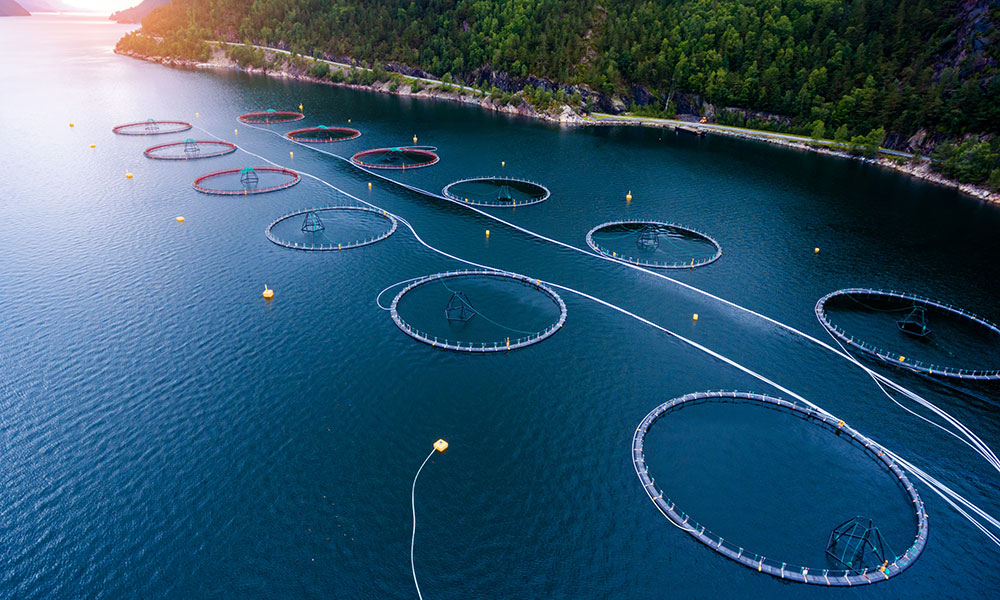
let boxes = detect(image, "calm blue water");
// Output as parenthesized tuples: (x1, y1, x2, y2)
(2, 15, 999, 599)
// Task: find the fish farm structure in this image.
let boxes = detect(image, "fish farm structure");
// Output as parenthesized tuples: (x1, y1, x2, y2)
(143, 140, 237, 160)
(265, 206, 399, 251)
(815, 288, 1000, 380)
(632, 390, 928, 586)
(193, 166, 301, 195)
(441, 177, 551, 208)
(585, 220, 723, 269)
(112, 119, 192, 135)
(389, 270, 567, 353)
(237, 109, 305, 124)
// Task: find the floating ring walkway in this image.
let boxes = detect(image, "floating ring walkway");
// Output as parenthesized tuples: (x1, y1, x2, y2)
(586, 220, 722, 269)
(633, 390, 927, 586)
(238, 110, 305, 124)
(389, 270, 566, 353)
(286, 126, 361, 143)
(351, 147, 439, 170)
(112, 120, 191, 135)
(265, 206, 398, 251)
(193, 166, 300, 195)
(816, 288, 1000, 380)
(441, 177, 551, 208)
(144, 140, 237, 160)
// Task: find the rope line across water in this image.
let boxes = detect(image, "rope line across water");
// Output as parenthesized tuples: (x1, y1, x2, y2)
(211, 121, 1000, 553)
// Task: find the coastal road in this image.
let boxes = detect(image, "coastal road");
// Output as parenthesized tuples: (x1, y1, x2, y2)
(207, 41, 910, 160)
(587, 112, 913, 158)
(208, 41, 482, 96)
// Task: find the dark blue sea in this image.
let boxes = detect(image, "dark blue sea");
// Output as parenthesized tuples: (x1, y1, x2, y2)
(2, 14, 999, 599)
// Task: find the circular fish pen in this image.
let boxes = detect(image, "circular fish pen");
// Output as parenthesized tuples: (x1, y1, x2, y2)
(441, 177, 550, 207)
(143, 139, 237, 160)
(193, 166, 300, 196)
(633, 390, 927, 586)
(816, 288, 1000, 380)
(265, 206, 398, 251)
(237, 109, 305, 124)
(586, 220, 722, 269)
(286, 126, 361, 143)
(351, 147, 439, 170)
(112, 119, 192, 136)
(390, 270, 566, 352)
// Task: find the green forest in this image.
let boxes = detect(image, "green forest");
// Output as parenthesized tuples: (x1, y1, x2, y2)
(117, 0, 1000, 189)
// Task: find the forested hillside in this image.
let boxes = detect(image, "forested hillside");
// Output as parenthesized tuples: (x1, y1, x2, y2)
(118, 0, 1000, 188)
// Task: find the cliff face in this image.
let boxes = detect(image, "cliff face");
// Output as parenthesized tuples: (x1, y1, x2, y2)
(0, 0, 30, 17)
(110, 0, 171, 24)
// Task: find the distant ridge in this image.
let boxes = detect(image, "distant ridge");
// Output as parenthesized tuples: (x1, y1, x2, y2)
(110, 0, 171, 23)
(18, 0, 79, 11)
(0, 0, 30, 17)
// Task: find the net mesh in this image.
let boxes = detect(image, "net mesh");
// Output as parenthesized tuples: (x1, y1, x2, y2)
(587, 221, 721, 269)
(194, 166, 300, 195)
(266, 206, 398, 251)
(237, 110, 305, 124)
(442, 177, 550, 207)
(112, 120, 192, 136)
(286, 126, 361, 143)
(143, 140, 237, 160)
(351, 147, 439, 169)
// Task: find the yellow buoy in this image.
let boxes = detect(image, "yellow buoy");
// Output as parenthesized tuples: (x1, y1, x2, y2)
(262, 285, 274, 300)
(433, 439, 449, 453)
(347, 118, 351, 123)
(692, 313, 699, 321)
(195, 112, 199, 117)
(90, 144, 96, 149)
(368, 182, 372, 190)
(69, 123, 74, 127)
(814, 247, 820, 253)
(626, 190, 633, 202)
(126, 172, 133, 179)
(899, 356, 906, 362)
(235, 128, 238, 135)
(485, 229, 490, 238)
(176, 216, 185, 223)
(501, 161, 505, 168)
(299, 103, 303, 111)
(413, 135, 418, 144)
(290, 151, 294, 159)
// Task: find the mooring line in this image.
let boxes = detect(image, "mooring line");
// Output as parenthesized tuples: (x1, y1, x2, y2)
(196, 122, 1000, 551)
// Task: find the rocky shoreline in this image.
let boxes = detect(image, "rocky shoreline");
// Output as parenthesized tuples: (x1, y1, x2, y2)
(116, 47, 997, 204)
